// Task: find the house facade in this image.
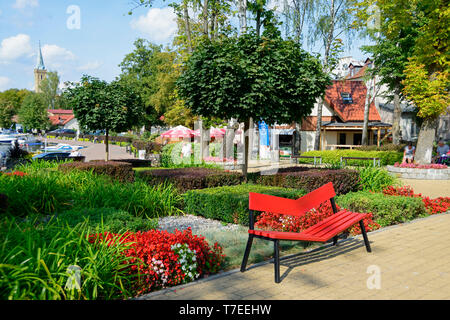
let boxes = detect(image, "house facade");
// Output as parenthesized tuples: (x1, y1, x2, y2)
(299, 79, 391, 152)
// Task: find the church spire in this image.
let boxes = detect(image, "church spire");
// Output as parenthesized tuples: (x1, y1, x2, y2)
(36, 41, 45, 70)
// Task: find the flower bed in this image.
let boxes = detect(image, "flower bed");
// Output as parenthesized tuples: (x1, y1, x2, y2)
(255, 201, 380, 236)
(90, 228, 225, 296)
(383, 186, 450, 215)
(394, 162, 448, 169)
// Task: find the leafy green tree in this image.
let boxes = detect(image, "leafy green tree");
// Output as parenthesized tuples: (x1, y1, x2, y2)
(177, 31, 331, 176)
(18, 93, 49, 131)
(0, 89, 31, 128)
(39, 71, 61, 109)
(65, 76, 145, 161)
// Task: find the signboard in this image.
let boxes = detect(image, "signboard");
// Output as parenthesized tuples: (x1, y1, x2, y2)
(259, 121, 270, 146)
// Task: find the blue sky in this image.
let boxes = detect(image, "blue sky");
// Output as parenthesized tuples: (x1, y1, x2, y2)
(0, 0, 369, 92)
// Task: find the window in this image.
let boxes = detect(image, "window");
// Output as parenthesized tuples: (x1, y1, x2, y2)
(341, 92, 353, 104)
(353, 133, 362, 146)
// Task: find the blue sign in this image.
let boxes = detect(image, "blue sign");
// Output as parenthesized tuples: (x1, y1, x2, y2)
(259, 121, 270, 146)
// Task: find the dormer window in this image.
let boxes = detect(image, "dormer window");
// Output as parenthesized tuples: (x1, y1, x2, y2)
(341, 92, 353, 104)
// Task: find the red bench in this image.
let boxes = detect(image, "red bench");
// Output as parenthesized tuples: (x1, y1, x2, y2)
(240, 182, 372, 283)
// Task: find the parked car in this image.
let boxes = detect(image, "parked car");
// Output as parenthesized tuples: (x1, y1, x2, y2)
(32, 152, 71, 161)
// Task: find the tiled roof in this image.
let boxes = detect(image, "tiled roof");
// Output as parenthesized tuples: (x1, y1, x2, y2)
(49, 115, 75, 126)
(324, 80, 381, 122)
(48, 109, 74, 115)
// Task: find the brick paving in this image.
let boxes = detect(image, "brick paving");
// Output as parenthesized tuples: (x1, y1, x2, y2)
(139, 213, 450, 300)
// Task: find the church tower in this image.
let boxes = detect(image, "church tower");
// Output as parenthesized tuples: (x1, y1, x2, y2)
(34, 41, 47, 93)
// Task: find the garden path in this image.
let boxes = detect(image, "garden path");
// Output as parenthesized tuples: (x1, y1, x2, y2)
(138, 212, 450, 300)
(43, 138, 136, 162)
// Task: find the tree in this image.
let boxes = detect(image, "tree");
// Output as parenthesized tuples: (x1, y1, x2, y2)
(18, 93, 49, 131)
(39, 71, 61, 109)
(308, 0, 354, 150)
(0, 89, 31, 128)
(352, 0, 420, 145)
(65, 76, 145, 161)
(177, 31, 330, 176)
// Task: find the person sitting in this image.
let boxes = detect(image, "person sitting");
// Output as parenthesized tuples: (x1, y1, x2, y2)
(403, 142, 415, 164)
(433, 140, 450, 163)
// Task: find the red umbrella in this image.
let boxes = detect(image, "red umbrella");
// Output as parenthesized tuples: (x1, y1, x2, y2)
(161, 126, 194, 138)
(193, 127, 226, 138)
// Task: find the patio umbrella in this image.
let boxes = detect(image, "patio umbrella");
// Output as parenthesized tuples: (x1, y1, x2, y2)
(161, 125, 195, 138)
(193, 127, 227, 138)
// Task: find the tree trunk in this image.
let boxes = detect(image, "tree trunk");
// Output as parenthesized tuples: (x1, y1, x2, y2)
(314, 98, 324, 150)
(105, 128, 109, 162)
(203, 0, 209, 36)
(243, 119, 250, 181)
(183, 3, 193, 54)
(392, 90, 402, 145)
(414, 117, 439, 164)
(361, 89, 371, 146)
(256, 10, 262, 37)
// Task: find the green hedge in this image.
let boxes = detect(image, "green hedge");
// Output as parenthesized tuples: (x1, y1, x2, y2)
(183, 184, 306, 225)
(248, 167, 361, 195)
(59, 161, 135, 183)
(336, 191, 427, 227)
(138, 167, 243, 193)
(299, 150, 403, 166)
(57, 208, 158, 233)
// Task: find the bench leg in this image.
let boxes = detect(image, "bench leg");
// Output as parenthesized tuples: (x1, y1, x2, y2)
(359, 220, 372, 253)
(274, 240, 281, 283)
(240, 235, 254, 272)
(332, 236, 339, 246)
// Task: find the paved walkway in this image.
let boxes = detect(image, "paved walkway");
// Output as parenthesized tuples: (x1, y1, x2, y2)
(139, 213, 450, 300)
(42, 138, 136, 162)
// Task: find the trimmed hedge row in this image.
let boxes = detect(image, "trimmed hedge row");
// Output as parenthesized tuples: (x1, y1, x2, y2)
(336, 191, 427, 227)
(248, 166, 361, 195)
(299, 150, 403, 166)
(183, 184, 307, 225)
(59, 161, 135, 183)
(138, 168, 243, 193)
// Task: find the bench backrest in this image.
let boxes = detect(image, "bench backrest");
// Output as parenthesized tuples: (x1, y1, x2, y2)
(249, 182, 336, 217)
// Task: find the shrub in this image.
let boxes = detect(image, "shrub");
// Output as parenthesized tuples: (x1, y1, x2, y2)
(336, 191, 427, 227)
(0, 164, 180, 218)
(0, 194, 8, 213)
(0, 217, 135, 300)
(138, 167, 243, 193)
(131, 140, 161, 154)
(359, 143, 406, 152)
(90, 228, 225, 295)
(248, 166, 360, 195)
(59, 161, 135, 183)
(357, 166, 398, 192)
(255, 201, 381, 236)
(394, 162, 448, 169)
(183, 184, 307, 225)
(57, 208, 159, 233)
(383, 186, 450, 215)
(298, 150, 403, 166)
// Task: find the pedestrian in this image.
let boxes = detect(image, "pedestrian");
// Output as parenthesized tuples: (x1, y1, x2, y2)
(433, 140, 450, 163)
(403, 142, 415, 164)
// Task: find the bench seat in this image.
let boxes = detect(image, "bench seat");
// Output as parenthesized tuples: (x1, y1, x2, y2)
(248, 210, 367, 242)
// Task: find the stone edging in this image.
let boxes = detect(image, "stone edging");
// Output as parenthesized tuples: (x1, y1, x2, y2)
(387, 165, 450, 180)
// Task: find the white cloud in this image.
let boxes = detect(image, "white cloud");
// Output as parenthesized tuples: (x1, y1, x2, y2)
(77, 60, 103, 71)
(130, 7, 177, 44)
(12, 0, 39, 9)
(0, 34, 33, 63)
(41, 44, 76, 69)
(0, 76, 11, 91)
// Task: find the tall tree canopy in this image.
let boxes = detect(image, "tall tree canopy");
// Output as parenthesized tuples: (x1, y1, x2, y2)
(0, 89, 31, 128)
(65, 76, 145, 160)
(177, 30, 331, 175)
(18, 93, 49, 131)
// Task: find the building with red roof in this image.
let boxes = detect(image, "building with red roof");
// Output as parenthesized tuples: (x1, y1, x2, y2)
(48, 109, 79, 131)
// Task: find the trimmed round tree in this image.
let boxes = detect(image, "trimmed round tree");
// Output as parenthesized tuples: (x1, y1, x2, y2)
(65, 76, 144, 161)
(177, 31, 331, 176)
